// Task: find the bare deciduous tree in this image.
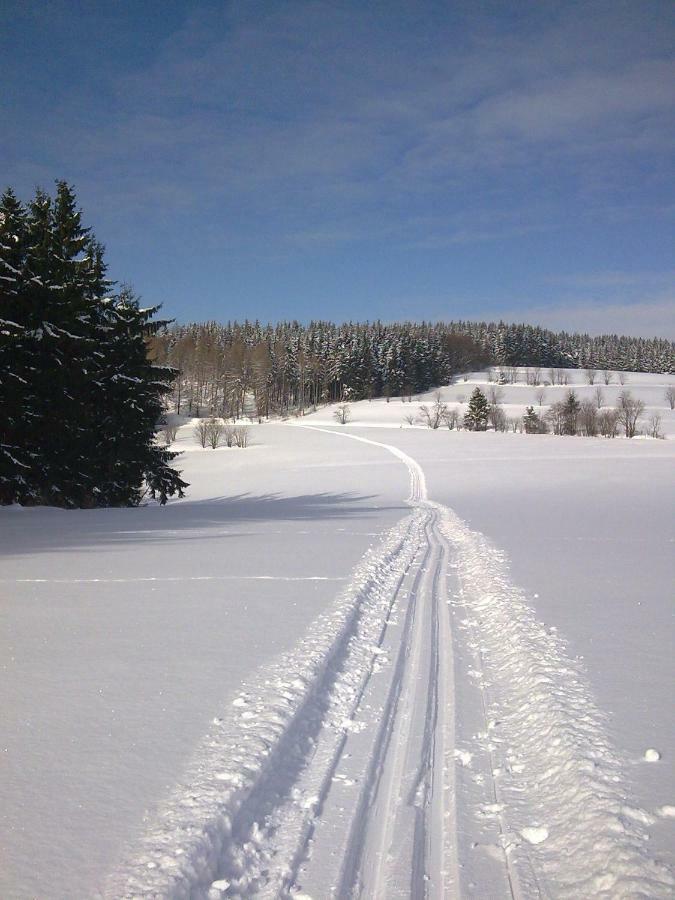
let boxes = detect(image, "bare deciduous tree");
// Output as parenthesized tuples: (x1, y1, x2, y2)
(598, 409, 619, 438)
(488, 404, 507, 431)
(488, 385, 505, 406)
(665, 386, 675, 410)
(334, 403, 351, 424)
(442, 406, 460, 430)
(617, 371, 627, 385)
(603, 370, 614, 385)
(222, 422, 251, 447)
(193, 419, 210, 448)
(578, 400, 598, 437)
(234, 424, 250, 447)
(647, 413, 663, 439)
(403, 413, 416, 426)
(223, 423, 236, 447)
(545, 401, 566, 435)
(206, 417, 225, 449)
(594, 386, 605, 409)
(158, 417, 179, 445)
(418, 393, 448, 429)
(534, 387, 547, 407)
(616, 390, 645, 438)
(584, 368, 597, 385)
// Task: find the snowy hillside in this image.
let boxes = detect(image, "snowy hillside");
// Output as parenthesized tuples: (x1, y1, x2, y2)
(1, 367, 674, 898)
(307, 366, 675, 437)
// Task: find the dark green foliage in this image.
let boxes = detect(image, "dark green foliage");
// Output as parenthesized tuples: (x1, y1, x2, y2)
(0, 188, 31, 492)
(561, 389, 581, 435)
(463, 387, 489, 431)
(0, 182, 187, 507)
(523, 406, 546, 434)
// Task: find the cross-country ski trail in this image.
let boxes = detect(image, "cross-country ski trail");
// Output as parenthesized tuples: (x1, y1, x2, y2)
(107, 425, 674, 900)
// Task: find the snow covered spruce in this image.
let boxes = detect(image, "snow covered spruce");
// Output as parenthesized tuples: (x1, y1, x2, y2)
(0, 183, 187, 507)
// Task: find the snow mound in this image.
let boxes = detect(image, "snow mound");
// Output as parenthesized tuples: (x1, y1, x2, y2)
(520, 826, 549, 845)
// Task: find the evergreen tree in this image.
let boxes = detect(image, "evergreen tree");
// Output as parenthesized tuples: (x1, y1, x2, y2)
(0, 188, 31, 503)
(561, 389, 581, 435)
(0, 182, 187, 507)
(463, 387, 489, 431)
(93, 287, 187, 505)
(523, 405, 545, 434)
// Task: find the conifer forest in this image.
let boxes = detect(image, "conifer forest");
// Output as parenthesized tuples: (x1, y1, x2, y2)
(151, 319, 673, 419)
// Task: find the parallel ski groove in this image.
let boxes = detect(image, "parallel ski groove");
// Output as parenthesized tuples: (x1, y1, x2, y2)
(336, 513, 435, 899)
(106, 511, 426, 899)
(294, 426, 458, 900)
(108, 423, 674, 900)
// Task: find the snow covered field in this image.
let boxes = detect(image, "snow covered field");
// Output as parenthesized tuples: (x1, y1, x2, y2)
(1, 368, 674, 898)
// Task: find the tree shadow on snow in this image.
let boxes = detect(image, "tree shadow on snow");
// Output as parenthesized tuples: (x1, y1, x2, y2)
(1, 490, 408, 557)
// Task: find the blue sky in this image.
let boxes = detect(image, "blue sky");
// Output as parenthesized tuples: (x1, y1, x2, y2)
(2, 0, 674, 336)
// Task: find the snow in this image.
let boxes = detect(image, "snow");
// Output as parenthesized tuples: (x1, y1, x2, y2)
(520, 826, 549, 845)
(312, 366, 675, 437)
(0, 426, 407, 898)
(1, 365, 674, 898)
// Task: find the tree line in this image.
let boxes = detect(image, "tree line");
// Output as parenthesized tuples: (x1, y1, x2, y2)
(403, 387, 664, 439)
(150, 320, 673, 420)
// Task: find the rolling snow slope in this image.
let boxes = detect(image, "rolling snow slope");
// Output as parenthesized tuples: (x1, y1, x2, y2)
(309, 367, 675, 436)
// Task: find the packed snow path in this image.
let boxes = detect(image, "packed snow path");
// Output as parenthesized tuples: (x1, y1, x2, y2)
(105, 425, 673, 899)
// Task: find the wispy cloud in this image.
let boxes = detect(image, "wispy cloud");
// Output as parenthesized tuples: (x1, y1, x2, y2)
(4, 0, 674, 328)
(16, 1, 674, 225)
(499, 297, 675, 339)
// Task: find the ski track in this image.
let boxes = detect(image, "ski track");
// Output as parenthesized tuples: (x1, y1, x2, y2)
(105, 425, 674, 900)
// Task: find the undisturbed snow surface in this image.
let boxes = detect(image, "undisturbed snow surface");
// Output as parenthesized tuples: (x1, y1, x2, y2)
(1, 367, 674, 899)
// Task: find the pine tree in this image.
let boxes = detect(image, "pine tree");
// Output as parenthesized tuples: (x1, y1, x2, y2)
(523, 405, 544, 434)
(561, 389, 581, 435)
(0, 182, 187, 507)
(0, 189, 31, 503)
(27, 181, 105, 504)
(463, 387, 489, 431)
(95, 288, 187, 504)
